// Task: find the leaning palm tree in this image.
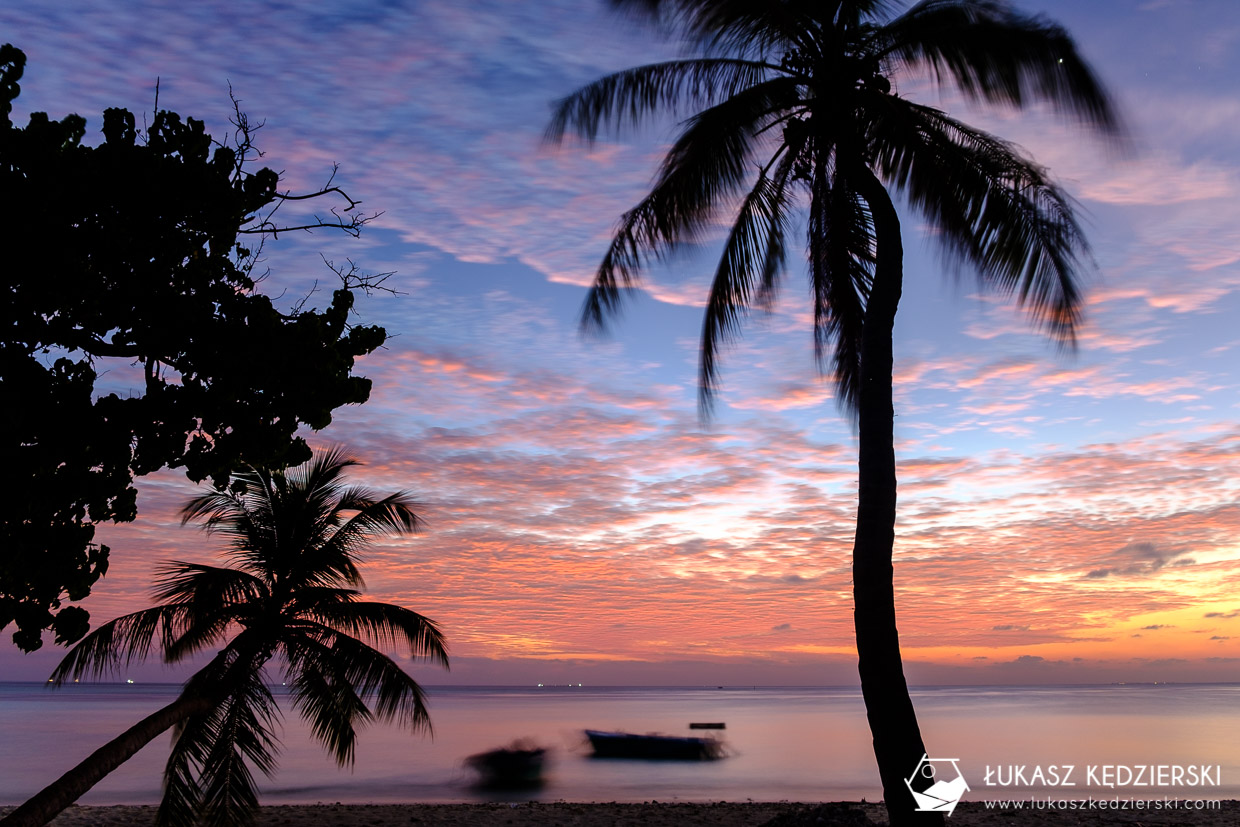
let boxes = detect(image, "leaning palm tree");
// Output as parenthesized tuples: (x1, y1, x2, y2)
(2, 448, 448, 827)
(547, 1, 1119, 822)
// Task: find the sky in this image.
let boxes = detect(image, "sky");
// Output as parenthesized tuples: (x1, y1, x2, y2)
(2, 0, 1238, 686)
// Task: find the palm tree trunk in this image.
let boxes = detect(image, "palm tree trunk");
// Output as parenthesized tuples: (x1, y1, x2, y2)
(851, 168, 943, 827)
(0, 692, 214, 827)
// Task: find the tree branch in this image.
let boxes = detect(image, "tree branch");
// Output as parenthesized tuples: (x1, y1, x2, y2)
(322, 257, 398, 296)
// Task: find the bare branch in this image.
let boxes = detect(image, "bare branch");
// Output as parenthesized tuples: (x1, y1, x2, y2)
(321, 256, 400, 298)
(226, 84, 265, 176)
(274, 165, 356, 208)
(280, 259, 399, 322)
(237, 210, 380, 238)
(208, 99, 379, 240)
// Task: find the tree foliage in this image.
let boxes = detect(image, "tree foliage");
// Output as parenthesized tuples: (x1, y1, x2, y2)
(0, 44, 388, 651)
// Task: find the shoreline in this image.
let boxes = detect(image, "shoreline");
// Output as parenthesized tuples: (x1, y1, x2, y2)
(5, 800, 1236, 826)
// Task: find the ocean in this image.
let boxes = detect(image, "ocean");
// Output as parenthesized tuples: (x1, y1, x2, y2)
(1, 683, 1237, 806)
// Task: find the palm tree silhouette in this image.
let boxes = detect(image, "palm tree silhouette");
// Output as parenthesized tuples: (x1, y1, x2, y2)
(2, 449, 448, 827)
(548, 1, 1119, 822)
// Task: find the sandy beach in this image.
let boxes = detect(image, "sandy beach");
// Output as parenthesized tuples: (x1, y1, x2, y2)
(5, 800, 1236, 826)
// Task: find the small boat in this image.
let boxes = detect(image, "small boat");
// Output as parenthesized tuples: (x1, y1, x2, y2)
(584, 729, 724, 760)
(465, 741, 548, 787)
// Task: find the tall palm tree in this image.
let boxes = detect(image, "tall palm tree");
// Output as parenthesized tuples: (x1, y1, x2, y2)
(2, 449, 448, 827)
(547, 1, 1118, 822)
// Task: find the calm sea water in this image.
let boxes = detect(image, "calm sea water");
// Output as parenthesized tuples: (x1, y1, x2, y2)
(1, 683, 1237, 805)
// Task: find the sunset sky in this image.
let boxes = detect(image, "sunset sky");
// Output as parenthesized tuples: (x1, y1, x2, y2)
(3, 0, 1238, 686)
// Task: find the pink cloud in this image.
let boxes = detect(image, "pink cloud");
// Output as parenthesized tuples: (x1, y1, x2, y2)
(1079, 158, 1237, 206)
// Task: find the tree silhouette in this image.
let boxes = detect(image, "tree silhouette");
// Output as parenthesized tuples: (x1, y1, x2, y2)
(1, 449, 448, 827)
(0, 44, 392, 651)
(547, 2, 1119, 822)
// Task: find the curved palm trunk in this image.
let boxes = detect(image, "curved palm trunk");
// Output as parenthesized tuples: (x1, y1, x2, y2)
(852, 168, 943, 827)
(0, 693, 214, 827)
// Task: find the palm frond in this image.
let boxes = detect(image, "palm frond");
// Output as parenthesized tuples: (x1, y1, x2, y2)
(158, 672, 279, 827)
(284, 585, 362, 609)
(280, 490, 421, 591)
(181, 480, 277, 572)
(292, 446, 360, 493)
(879, 0, 1120, 132)
(809, 155, 876, 418)
(332, 487, 423, 536)
(158, 648, 246, 827)
(288, 624, 437, 736)
(867, 94, 1088, 341)
(164, 620, 240, 666)
(285, 447, 359, 542)
(304, 600, 450, 668)
(50, 606, 187, 684)
(148, 563, 268, 661)
(151, 562, 268, 606)
(698, 144, 798, 413)
(285, 657, 370, 766)
(194, 678, 280, 827)
(179, 487, 248, 531)
(663, 1, 826, 60)
(581, 76, 803, 331)
(547, 58, 781, 143)
(157, 710, 208, 827)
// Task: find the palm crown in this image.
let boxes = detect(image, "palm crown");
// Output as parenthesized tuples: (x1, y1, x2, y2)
(549, 0, 1119, 414)
(49, 448, 449, 826)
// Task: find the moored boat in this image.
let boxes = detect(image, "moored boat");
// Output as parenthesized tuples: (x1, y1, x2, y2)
(584, 729, 724, 760)
(465, 741, 548, 787)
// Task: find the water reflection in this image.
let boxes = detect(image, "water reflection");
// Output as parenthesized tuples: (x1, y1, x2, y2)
(1, 683, 1236, 805)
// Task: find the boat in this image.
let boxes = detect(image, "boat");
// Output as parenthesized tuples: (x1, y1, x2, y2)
(465, 741, 548, 787)
(584, 729, 724, 760)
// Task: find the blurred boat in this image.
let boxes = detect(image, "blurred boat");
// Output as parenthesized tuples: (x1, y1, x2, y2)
(584, 729, 724, 760)
(465, 741, 548, 787)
